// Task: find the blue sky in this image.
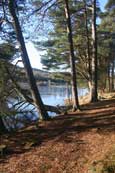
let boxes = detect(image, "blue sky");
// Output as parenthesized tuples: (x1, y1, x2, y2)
(99, 0, 107, 11)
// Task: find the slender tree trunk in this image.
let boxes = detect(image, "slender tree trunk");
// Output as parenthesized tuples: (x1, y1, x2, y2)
(9, 0, 49, 120)
(107, 63, 111, 92)
(0, 116, 7, 134)
(91, 0, 98, 102)
(64, 0, 80, 111)
(84, 0, 91, 78)
(84, 0, 93, 99)
(111, 60, 114, 91)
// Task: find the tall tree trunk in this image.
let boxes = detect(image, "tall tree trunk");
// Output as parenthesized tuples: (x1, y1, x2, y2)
(9, 0, 49, 120)
(91, 0, 98, 102)
(107, 63, 111, 92)
(64, 0, 80, 111)
(84, 0, 93, 98)
(0, 116, 7, 134)
(84, 0, 91, 78)
(111, 60, 114, 91)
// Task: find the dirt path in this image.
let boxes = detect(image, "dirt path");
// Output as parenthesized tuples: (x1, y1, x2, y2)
(0, 99, 115, 173)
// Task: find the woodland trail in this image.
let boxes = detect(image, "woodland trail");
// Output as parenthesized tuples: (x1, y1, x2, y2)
(0, 99, 115, 173)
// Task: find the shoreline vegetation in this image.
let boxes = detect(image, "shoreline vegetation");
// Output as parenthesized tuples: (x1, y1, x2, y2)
(0, 91, 115, 173)
(65, 91, 115, 106)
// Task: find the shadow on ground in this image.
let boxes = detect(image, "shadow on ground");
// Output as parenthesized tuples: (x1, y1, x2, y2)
(0, 99, 115, 161)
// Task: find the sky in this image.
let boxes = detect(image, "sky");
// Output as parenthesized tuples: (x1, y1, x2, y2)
(14, 41, 44, 69)
(99, 0, 107, 11)
(26, 42, 44, 70)
(17, 0, 108, 70)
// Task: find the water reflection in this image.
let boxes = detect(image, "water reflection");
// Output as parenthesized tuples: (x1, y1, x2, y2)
(40, 85, 88, 106)
(5, 85, 88, 130)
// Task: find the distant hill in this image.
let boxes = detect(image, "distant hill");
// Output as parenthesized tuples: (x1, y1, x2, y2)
(32, 68, 51, 80)
(16, 66, 51, 81)
(15, 67, 66, 87)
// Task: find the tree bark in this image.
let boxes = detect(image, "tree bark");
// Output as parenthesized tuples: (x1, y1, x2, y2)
(64, 0, 80, 111)
(84, 0, 91, 78)
(111, 60, 114, 91)
(91, 0, 98, 102)
(107, 63, 111, 92)
(0, 116, 7, 134)
(9, 0, 49, 120)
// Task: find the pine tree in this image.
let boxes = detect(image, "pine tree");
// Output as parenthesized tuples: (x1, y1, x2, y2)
(41, 0, 100, 102)
(8, 0, 50, 120)
(99, 0, 115, 91)
(90, 0, 98, 102)
(64, 0, 80, 110)
(0, 43, 16, 133)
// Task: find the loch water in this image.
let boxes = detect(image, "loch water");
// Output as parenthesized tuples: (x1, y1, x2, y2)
(5, 85, 88, 129)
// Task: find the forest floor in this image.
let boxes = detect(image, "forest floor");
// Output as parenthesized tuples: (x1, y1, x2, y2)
(0, 98, 115, 173)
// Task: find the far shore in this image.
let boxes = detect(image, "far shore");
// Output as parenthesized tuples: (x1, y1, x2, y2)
(64, 91, 115, 106)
